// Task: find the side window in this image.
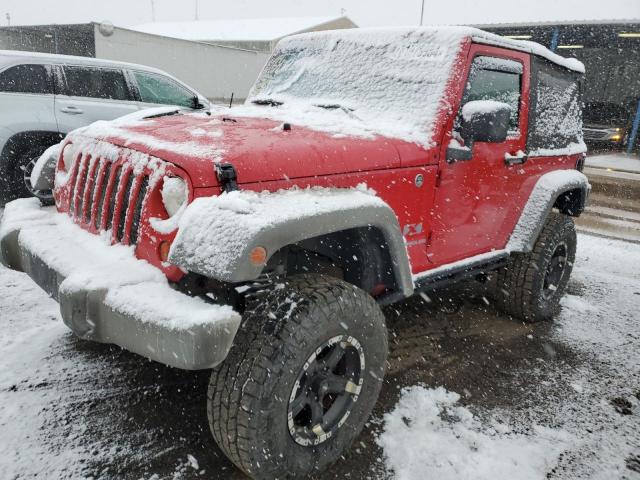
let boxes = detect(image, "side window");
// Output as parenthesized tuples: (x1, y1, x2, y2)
(0, 64, 52, 94)
(133, 71, 194, 108)
(63, 66, 130, 100)
(461, 56, 523, 132)
(528, 57, 582, 152)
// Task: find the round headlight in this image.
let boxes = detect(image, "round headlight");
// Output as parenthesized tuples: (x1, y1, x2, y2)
(60, 144, 76, 172)
(161, 176, 188, 217)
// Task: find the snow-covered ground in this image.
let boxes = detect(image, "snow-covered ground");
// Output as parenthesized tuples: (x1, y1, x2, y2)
(0, 233, 639, 479)
(586, 152, 640, 173)
(378, 234, 640, 480)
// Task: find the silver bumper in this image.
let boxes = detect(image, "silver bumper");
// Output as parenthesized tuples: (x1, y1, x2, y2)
(0, 199, 241, 370)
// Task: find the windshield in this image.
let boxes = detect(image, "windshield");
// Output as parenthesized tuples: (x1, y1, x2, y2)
(247, 28, 466, 146)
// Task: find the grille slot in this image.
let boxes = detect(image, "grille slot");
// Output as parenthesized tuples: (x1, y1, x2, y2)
(84, 160, 101, 224)
(106, 166, 123, 232)
(95, 162, 112, 229)
(130, 176, 149, 246)
(70, 155, 88, 216)
(75, 156, 91, 220)
(115, 172, 134, 243)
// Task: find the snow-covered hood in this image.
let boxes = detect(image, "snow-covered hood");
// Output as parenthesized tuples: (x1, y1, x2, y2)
(70, 109, 408, 187)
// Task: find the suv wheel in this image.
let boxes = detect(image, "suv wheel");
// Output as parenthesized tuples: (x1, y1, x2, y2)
(495, 212, 576, 322)
(2, 144, 50, 203)
(208, 274, 388, 479)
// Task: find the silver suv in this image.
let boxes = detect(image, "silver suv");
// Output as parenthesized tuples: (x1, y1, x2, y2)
(0, 50, 209, 202)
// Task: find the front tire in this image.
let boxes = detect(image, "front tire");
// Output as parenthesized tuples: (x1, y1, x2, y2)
(496, 212, 577, 322)
(208, 274, 388, 479)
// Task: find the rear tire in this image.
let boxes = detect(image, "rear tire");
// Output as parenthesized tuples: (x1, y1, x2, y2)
(207, 274, 388, 479)
(495, 212, 576, 322)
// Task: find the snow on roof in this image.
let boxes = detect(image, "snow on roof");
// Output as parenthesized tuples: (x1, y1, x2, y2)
(132, 16, 353, 42)
(235, 26, 583, 148)
(0, 49, 168, 75)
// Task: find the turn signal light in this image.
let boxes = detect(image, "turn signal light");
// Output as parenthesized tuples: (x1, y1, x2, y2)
(159, 241, 171, 262)
(249, 246, 267, 266)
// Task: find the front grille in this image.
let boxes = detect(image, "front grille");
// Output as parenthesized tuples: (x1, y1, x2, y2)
(65, 150, 151, 247)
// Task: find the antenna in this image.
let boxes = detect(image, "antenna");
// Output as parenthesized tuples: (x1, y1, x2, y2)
(420, 0, 425, 26)
(229, 92, 234, 109)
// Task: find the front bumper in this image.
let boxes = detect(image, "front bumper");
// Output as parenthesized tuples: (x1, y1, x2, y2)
(0, 198, 241, 370)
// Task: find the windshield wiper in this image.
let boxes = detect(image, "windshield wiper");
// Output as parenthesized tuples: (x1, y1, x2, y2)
(251, 98, 284, 107)
(143, 109, 181, 119)
(314, 103, 360, 120)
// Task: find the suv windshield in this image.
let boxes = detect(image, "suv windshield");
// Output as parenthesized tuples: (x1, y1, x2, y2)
(248, 29, 465, 147)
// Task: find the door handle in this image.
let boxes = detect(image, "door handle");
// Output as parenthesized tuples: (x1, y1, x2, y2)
(504, 152, 528, 166)
(60, 106, 83, 114)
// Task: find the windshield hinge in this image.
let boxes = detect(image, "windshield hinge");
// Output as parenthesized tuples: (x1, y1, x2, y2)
(216, 163, 239, 192)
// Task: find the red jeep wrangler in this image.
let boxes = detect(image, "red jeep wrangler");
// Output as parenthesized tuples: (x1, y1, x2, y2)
(1, 27, 589, 478)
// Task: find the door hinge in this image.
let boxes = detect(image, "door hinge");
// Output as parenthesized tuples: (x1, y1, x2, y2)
(435, 170, 442, 188)
(215, 163, 239, 192)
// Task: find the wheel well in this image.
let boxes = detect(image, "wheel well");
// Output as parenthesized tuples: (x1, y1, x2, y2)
(265, 226, 401, 302)
(554, 187, 587, 217)
(1, 131, 64, 165)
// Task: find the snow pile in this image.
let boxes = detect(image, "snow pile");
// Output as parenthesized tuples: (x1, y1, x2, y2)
(377, 386, 572, 480)
(171, 184, 385, 278)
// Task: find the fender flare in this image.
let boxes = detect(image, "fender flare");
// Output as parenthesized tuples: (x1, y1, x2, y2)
(168, 187, 414, 298)
(506, 169, 590, 253)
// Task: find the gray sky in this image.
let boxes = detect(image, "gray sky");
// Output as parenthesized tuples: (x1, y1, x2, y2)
(2, 0, 639, 28)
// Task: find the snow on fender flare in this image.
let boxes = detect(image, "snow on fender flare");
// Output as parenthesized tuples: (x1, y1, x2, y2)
(169, 185, 414, 297)
(506, 170, 590, 253)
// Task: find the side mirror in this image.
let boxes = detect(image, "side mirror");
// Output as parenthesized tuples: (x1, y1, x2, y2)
(461, 100, 511, 144)
(447, 100, 511, 163)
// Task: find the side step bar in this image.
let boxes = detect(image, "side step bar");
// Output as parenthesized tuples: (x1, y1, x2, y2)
(413, 251, 509, 292)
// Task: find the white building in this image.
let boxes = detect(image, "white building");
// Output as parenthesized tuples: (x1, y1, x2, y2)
(0, 22, 270, 102)
(133, 16, 358, 52)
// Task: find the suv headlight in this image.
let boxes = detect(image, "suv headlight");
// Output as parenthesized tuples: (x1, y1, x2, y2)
(161, 176, 188, 217)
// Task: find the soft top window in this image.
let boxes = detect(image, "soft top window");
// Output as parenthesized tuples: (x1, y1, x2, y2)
(528, 57, 584, 154)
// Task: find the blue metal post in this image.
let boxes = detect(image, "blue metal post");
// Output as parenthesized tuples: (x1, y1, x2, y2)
(550, 27, 560, 52)
(627, 98, 640, 154)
